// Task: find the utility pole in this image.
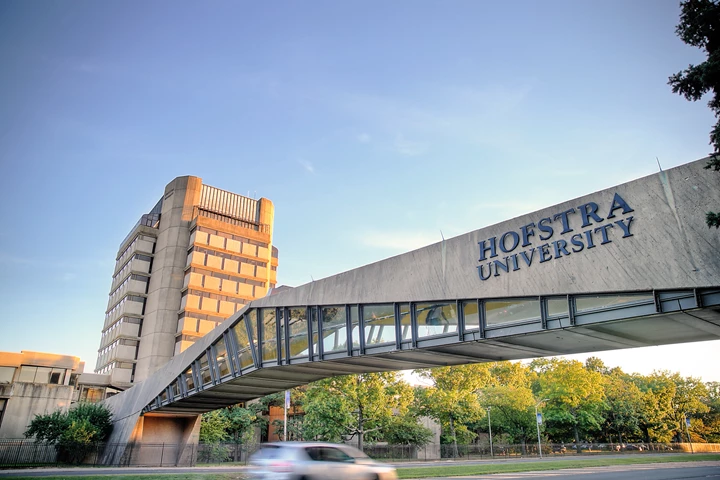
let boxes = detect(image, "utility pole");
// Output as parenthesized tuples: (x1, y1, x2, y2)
(487, 406, 494, 458)
(535, 399, 549, 459)
(684, 413, 694, 454)
(284, 390, 289, 441)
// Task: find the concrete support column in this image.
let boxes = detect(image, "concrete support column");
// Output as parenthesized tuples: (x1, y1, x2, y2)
(135, 176, 202, 383)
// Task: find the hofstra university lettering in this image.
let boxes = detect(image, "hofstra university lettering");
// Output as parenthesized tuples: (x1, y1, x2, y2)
(477, 193, 635, 281)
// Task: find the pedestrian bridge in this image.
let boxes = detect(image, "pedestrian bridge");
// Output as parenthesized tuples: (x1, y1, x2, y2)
(144, 288, 720, 416)
(101, 158, 720, 465)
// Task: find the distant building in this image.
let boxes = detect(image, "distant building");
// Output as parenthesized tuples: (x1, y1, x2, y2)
(95, 176, 278, 386)
(0, 351, 80, 438)
(0, 350, 126, 439)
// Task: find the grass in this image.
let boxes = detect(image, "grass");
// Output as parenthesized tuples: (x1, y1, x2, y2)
(396, 453, 720, 478)
(2, 454, 718, 480)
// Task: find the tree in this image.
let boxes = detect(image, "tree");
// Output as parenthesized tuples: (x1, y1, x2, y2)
(301, 372, 417, 451)
(24, 403, 113, 464)
(199, 410, 230, 443)
(414, 364, 490, 457)
(669, 0, 720, 228)
(480, 385, 537, 453)
(536, 359, 607, 450)
(699, 382, 720, 442)
(602, 372, 644, 444)
(630, 372, 677, 443)
(667, 372, 710, 442)
(383, 415, 434, 447)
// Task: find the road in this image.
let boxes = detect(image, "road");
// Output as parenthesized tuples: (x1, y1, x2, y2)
(0, 457, 718, 479)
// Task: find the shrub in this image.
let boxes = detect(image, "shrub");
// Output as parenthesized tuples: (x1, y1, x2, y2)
(24, 402, 113, 464)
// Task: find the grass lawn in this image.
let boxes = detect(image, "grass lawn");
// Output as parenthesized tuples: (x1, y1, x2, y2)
(397, 453, 720, 478)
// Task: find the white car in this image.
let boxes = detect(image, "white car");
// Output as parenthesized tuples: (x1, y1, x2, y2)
(248, 441, 398, 480)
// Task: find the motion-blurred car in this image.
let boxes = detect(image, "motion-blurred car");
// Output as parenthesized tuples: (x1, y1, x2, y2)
(623, 443, 647, 451)
(248, 441, 398, 480)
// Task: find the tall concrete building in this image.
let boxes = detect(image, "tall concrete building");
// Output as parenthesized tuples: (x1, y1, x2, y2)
(95, 177, 277, 386)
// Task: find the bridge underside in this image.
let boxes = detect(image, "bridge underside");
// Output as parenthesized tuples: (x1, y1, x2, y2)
(147, 288, 720, 415)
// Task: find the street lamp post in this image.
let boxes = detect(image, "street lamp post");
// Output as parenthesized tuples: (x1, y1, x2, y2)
(684, 413, 694, 454)
(487, 406, 494, 458)
(535, 399, 549, 459)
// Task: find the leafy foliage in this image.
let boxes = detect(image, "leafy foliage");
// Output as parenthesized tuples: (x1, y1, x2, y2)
(301, 372, 423, 450)
(24, 402, 113, 464)
(199, 410, 230, 443)
(535, 359, 607, 450)
(195, 361, 718, 453)
(414, 364, 491, 456)
(669, 0, 720, 227)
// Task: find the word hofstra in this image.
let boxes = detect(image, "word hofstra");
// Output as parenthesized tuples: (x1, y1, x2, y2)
(477, 193, 635, 281)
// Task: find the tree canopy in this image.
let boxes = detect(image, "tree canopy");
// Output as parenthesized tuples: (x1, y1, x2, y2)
(669, 0, 720, 227)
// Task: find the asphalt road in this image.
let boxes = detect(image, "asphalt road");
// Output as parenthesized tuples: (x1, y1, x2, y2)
(0, 456, 718, 479)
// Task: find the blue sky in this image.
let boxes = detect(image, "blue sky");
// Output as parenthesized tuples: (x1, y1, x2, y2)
(1, 1, 718, 380)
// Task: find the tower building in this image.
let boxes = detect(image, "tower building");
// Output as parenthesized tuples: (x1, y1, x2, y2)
(95, 176, 277, 386)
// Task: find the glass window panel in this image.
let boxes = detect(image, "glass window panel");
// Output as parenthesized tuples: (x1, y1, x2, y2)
(183, 366, 195, 391)
(34, 367, 52, 384)
(322, 306, 347, 353)
(349, 306, 360, 348)
(363, 304, 395, 346)
(486, 299, 541, 326)
(214, 339, 231, 378)
(399, 303, 412, 340)
(160, 389, 168, 403)
(310, 307, 320, 357)
(49, 369, 65, 385)
(416, 302, 458, 338)
(288, 308, 309, 358)
(278, 309, 286, 362)
(246, 309, 257, 349)
(462, 301, 480, 331)
(199, 354, 213, 385)
(0, 367, 16, 383)
(261, 308, 278, 362)
(547, 298, 569, 317)
(575, 294, 654, 313)
(232, 317, 254, 369)
(171, 380, 180, 399)
(18, 366, 36, 383)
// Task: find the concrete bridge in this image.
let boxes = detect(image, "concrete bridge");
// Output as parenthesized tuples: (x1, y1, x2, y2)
(101, 158, 720, 465)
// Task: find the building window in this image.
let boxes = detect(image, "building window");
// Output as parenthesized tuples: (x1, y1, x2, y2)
(0, 398, 6, 430)
(17, 366, 66, 385)
(80, 387, 105, 403)
(0, 367, 15, 384)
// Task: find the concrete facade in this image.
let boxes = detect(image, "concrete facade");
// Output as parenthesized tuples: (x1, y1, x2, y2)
(100, 157, 720, 465)
(253, 160, 719, 307)
(0, 351, 83, 439)
(95, 176, 278, 386)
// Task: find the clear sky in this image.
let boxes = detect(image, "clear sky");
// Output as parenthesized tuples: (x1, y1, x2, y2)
(1, 1, 718, 382)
